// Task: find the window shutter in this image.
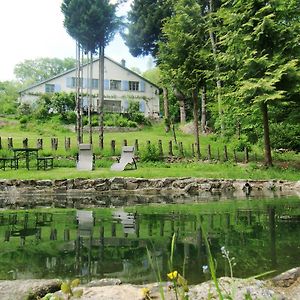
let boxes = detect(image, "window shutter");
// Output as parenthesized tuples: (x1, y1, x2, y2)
(54, 84, 61, 92)
(139, 81, 145, 92)
(121, 80, 129, 91)
(83, 78, 87, 88)
(139, 100, 145, 113)
(104, 79, 109, 90)
(123, 99, 129, 112)
(82, 97, 88, 109)
(66, 77, 72, 88)
(93, 79, 99, 89)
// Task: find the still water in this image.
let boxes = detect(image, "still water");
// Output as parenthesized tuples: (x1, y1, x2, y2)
(0, 193, 299, 285)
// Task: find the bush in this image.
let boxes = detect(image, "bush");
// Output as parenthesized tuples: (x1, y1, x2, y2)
(270, 123, 300, 152)
(231, 134, 252, 152)
(140, 144, 161, 162)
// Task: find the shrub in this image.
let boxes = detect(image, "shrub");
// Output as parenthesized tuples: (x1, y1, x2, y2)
(270, 123, 300, 152)
(231, 134, 252, 152)
(140, 144, 161, 162)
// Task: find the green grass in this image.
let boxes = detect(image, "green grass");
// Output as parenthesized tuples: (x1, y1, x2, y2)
(0, 117, 299, 181)
(0, 161, 298, 181)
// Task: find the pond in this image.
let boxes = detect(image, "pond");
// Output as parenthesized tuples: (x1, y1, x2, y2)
(0, 193, 299, 285)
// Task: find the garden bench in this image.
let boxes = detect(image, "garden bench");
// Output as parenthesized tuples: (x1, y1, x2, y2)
(37, 156, 54, 170)
(0, 157, 19, 170)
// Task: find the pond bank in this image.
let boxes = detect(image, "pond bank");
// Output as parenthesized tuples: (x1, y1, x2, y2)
(0, 177, 299, 197)
(0, 267, 299, 300)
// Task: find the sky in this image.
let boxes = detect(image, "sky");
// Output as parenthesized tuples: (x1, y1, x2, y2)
(0, 0, 153, 82)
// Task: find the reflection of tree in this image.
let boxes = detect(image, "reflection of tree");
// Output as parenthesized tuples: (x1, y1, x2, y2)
(0, 199, 299, 283)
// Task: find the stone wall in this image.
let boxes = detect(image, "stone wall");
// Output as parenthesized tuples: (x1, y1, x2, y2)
(0, 177, 299, 199)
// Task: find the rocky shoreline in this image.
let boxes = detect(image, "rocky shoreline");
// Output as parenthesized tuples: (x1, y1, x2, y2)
(0, 268, 299, 300)
(0, 178, 299, 205)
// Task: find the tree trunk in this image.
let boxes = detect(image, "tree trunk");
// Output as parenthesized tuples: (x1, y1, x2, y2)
(163, 87, 170, 132)
(261, 102, 272, 166)
(80, 48, 84, 142)
(98, 46, 105, 149)
(75, 41, 82, 144)
(201, 84, 207, 134)
(174, 88, 186, 124)
(88, 52, 93, 145)
(192, 88, 201, 160)
(208, 0, 224, 134)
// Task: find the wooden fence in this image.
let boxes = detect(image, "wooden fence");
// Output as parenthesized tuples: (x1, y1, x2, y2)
(0, 136, 256, 163)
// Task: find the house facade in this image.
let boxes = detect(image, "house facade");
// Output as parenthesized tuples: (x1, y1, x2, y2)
(19, 57, 160, 118)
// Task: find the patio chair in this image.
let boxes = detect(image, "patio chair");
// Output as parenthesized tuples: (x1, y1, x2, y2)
(76, 143, 93, 171)
(110, 146, 137, 171)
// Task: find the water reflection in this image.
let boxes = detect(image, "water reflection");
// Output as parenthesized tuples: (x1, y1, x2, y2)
(0, 194, 299, 285)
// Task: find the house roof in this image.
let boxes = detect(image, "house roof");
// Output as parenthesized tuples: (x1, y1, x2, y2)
(19, 56, 160, 93)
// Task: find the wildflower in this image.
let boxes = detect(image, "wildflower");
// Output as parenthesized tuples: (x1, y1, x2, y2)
(167, 270, 178, 280)
(141, 287, 151, 300)
(202, 265, 209, 274)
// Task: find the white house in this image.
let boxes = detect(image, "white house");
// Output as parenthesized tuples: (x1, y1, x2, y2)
(19, 57, 160, 118)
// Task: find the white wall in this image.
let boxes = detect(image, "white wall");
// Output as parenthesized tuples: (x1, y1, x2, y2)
(20, 57, 160, 118)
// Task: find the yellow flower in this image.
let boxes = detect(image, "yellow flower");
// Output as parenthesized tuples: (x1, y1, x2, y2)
(167, 270, 178, 280)
(141, 287, 150, 298)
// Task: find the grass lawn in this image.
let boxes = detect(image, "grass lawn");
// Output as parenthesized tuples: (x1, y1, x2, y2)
(0, 161, 299, 181)
(0, 118, 299, 181)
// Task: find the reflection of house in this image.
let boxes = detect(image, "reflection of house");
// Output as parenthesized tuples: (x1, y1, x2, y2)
(19, 57, 160, 118)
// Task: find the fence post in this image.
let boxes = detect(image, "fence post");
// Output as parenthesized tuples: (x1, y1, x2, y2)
(123, 139, 127, 147)
(37, 138, 43, 150)
(207, 144, 211, 161)
(224, 145, 228, 162)
(168, 140, 173, 156)
(8, 137, 13, 149)
(233, 149, 238, 163)
(158, 139, 163, 158)
(65, 137, 71, 151)
(51, 138, 58, 150)
(135, 139, 139, 152)
(22, 138, 28, 148)
(111, 140, 116, 155)
(191, 144, 195, 157)
(244, 147, 249, 163)
(179, 142, 184, 157)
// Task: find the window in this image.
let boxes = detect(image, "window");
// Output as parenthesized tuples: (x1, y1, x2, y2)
(110, 80, 121, 90)
(129, 81, 139, 91)
(45, 84, 55, 93)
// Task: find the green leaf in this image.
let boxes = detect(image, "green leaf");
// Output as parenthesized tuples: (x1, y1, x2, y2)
(61, 282, 71, 294)
(73, 289, 84, 298)
(71, 278, 80, 288)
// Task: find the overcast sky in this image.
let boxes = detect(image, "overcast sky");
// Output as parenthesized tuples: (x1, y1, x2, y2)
(0, 0, 153, 81)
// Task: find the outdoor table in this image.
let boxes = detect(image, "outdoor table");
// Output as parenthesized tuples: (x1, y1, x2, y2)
(12, 148, 39, 170)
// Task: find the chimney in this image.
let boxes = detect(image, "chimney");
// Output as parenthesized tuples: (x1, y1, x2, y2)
(121, 59, 126, 67)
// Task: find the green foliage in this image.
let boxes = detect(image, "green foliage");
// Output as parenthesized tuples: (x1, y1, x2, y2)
(270, 123, 300, 151)
(14, 57, 76, 85)
(140, 144, 161, 162)
(41, 278, 83, 300)
(124, 0, 172, 57)
(61, 0, 120, 52)
(17, 103, 32, 117)
(231, 135, 252, 152)
(0, 81, 19, 114)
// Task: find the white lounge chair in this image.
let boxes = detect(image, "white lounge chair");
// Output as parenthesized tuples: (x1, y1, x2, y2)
(76, 210, 94, 238)
(110, 146, 137, 171)
(76, 143, 93, 171)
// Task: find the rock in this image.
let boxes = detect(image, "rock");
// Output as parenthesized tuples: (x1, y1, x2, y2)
(272, 267, 300, 287)
(0, 279, 61, 300)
